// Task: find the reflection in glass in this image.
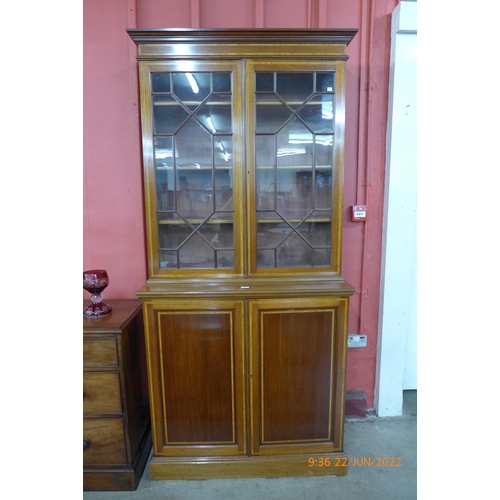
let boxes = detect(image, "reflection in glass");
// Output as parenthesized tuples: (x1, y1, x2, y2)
(316, 136, 334, 165)
(196, 95, 232, 134)
(214, 135, 233, 168)
(172, 73, 210, 107)
(298, 95, 334, 133)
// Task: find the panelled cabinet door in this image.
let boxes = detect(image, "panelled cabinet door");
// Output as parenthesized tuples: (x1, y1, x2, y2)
(144, 300, 247, 457)
(249, 297, 349, 455)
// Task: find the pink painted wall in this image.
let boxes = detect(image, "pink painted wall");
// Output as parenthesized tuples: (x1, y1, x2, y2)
(83, 0, 147, 297)
(83, 0, 399, 408)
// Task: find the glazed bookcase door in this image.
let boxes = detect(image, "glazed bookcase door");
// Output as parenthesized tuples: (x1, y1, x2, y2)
(138, 61, 245, 278)
(246, 60, 346, 277)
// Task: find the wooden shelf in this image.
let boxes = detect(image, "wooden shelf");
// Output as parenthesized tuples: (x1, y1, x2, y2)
(158, 218, 233, 225)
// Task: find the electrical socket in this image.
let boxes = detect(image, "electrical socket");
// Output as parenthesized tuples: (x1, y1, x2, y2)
(348, 334, 367, 348)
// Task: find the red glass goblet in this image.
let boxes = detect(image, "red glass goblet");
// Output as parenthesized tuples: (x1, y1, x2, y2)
(83, 269, 112, 317)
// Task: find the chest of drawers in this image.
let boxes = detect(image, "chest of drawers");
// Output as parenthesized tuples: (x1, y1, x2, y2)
(83, 299, 151, 490)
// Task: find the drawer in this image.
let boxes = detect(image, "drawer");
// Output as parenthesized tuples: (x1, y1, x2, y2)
(83, 418, 127, 465)
(83, 337, 118, 368)
(83, 373, 122, 414)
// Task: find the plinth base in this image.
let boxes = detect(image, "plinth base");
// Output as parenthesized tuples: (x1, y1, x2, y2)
(149, 452, 348, 480)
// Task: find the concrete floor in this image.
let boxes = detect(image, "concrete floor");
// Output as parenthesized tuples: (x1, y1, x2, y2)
(84, 390, 417, 500)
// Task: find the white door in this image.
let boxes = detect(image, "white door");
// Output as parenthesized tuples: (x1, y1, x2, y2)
(376, 0, 417, 416)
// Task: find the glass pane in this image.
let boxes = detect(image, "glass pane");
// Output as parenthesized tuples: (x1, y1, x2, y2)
(278, 117, 313, 166)
(292, 214, 332, 267)
(152, 73, 171, 93)
(176, 171, 213, 221)
(196, 95, 232, 134)
(216, 250, 234, 268)
(276, 168, 298, 216)
(157, 188, 174, 212)
(262, 224, 292, 249)
(256, 135, 275, 211)
(155, 136, 174, 210)
(172, 73, 210, 107)
(256, 135, 274, 168)
(313, 249, 331, 266)
(154, 136, 173, 168)
(256, 94, 293, 134)
(294, 170, 314, 214)
(276, 73, 313, 109)
(257, 249, 275, 268)
(199, 214, 234, 249)
(257, 179, 275, 211)
(216, 211, 235, 230)
(276, 232, 313, 267)
(157, 177, 174, 212)
(256, 211, 281, 222)
(256, 72, 274, 92)
(215, 136, 233, 168)
(316, 72, 334, 92)
(316, 136, 334, 166)
(277, 119, 313, 219)
(153, 96, 189, 134)
(257, 216, 291, 251)
(297, 218, 331, 247)
(179, 233, 215, 268)
(175, 117, 212, 170)
(314, 170, 332, 209)
(216, 184, 233, 211)
(213, 73, 231, 92)
(159, 217, 192, 250)
(298, 95, 333, 133)
(159, 250, 177, 269)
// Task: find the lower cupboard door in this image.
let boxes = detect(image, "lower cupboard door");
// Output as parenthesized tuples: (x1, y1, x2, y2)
(147, 300, 246, 456)
(249, 297, 349, 456)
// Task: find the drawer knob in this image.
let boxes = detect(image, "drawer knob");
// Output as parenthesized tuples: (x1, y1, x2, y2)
(83, 437, 90, 451)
